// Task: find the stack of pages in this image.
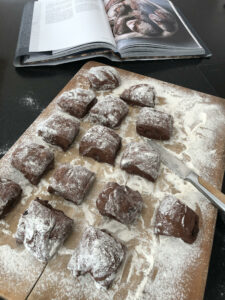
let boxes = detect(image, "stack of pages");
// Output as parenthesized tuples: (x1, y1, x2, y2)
(14, 0, 211, 67)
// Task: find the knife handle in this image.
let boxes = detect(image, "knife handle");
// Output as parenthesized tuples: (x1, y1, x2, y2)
(186, 172, 225, 212)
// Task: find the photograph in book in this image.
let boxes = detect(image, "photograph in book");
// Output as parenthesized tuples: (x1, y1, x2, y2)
(14, 0, 210, 67)
(104, 0, 201, 50)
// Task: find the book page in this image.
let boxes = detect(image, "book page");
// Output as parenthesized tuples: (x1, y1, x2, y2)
(104, 0, 203, 52)
(29, 0, 116, 52)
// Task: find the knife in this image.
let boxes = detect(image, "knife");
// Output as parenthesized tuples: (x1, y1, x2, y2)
(147, 139, 225, 212)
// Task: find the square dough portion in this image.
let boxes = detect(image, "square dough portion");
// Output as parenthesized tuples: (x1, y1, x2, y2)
(120, 142, 160, 182)
(96, 182, 143, 224)
(0, 178, 22, 218)
(11, 143, 54, 185)
(68, 226, 126, 288)
(154, 195, 199, 244)
(79, 125, 121, 165)
(15, 198, 73, 262)
(48, 164, 96, 205)
(37, 113, 80, 151)
(57, 88, 97, 118)
(120, 84, 155, 107)
(89, 95, 129, 129)
(136, 107, 173, 140)
(88, 66, 121, 90)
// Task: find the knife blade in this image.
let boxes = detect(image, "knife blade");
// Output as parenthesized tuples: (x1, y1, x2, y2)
(147, 139, 225, 212)
(147, 139, 190, 179)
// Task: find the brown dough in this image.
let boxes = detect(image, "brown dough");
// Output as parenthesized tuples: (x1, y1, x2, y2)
(11, 143, 54, 185)
(120, 84, 155, 107)
(0, 178, 22, 218)
(154, 195, 199, 244)
(48, 164, 95, 205)
(15, 197, 73, 262)
(57, 88, 97, 119)
(96, 182, 143, 224)
(136, 108, 173, 140)
(120, 142, 160, 182)
(89, 95, 129, 129)
(37, 113, 80, 151)
(68, 226, 126, 288)
(88, 66, 121, 90)
(79, 125, 121, 165)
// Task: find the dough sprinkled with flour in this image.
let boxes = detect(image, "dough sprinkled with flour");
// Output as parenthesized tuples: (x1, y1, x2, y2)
(120, 142, 160, 182)
(89, 95, 129, 129)
(57, 88, 97, 118)
(79, 125, 121, 165)
(88, 66, 121, 90)
(68, 226, 126, 288)
(48, 164, 95, 205)
(97, 182, 143, 224)
(15, 198, 73, 262)
(120, 84, 155, 107)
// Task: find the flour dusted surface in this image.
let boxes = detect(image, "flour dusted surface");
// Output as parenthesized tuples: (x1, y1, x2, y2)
(1, 63, 225, 300)
(0, 244, 44, 290)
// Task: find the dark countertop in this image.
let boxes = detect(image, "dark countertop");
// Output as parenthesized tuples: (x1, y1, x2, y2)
(0, 0, 225, 299)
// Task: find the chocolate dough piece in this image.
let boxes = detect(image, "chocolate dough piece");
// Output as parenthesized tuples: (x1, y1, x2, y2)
(11, 143, 54, 185)
(68, 226, 126, 288)
(79, 125, 121, 165)
(120, 84, 155, 107)
(15, 197, 73, 262)
(57, 88, 97, 119)
(89, 95, 129, 129)
(120, 142, 160, 182)
(136, 108, 173, 140)
(96, 182, 143, 224)
(88, 66, 121, 90)
(48, 164, 95, 205)
(155, 195, 199, 244)
(37, 113, 80, 151)
(0, 178, 22, 218)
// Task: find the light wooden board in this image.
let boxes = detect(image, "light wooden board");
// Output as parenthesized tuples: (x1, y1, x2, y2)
(0, 61, 225, 300)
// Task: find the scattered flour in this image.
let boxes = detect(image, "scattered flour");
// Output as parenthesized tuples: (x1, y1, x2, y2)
(19, 94, 42, 111)
(0, 244, 45, 293)
(0, 143, 10, 157)
(0, 67, 224, 299)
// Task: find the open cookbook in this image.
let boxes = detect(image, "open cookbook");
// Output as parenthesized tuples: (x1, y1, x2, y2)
(14, 0, 211, 67)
